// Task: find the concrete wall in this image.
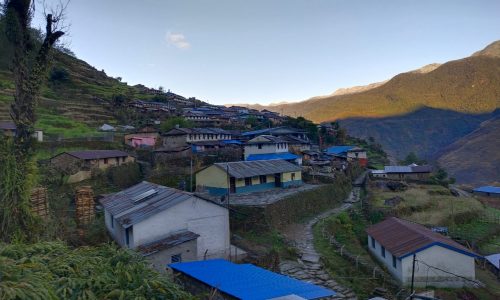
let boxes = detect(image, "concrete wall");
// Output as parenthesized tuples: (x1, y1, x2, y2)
(162, 134, 188, 149)
(244, 143, 288, 159)
(196, 165, 228, 189)
(67, 170, 92, 183)
(401, 245, 476, 287)
(367, 235, 403, 282)
(132, 197, 230, 260)
(146, 239, 198, 272)
(368, 235, 476, 287)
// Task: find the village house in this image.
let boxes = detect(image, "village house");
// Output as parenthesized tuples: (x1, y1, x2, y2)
(366, 217, 480, 287)
(50, 150, 135, 183)
(196, 159, 302, 196)
(124, 129, 160, 148)
(170, 259, 336, 299)
(161, 127, 233, 150)
(0, 121, 43, 141)
(472, 186, 500, 198)
(244, 135, 301, 165)
(324, 145, 368, 167)
(371, 164, 432, 181)
(99, 181, 230, 272)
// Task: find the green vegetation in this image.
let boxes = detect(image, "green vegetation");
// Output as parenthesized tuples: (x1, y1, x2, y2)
(37, 108, 101, 138)
(0, 241, 192, 299)
(313, 212, 397, 299)
(160, 116, 194, 132)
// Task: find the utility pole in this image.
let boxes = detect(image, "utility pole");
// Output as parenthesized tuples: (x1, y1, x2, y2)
(190, 153, 193, 192)
(410, 254, 416, 299)
(226, 164, 230, 208)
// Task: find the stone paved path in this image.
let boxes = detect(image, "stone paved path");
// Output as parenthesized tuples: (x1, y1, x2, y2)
(280, 186, 362, 299)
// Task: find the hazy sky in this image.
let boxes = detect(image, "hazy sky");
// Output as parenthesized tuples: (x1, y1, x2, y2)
(33, 0, 500, 105)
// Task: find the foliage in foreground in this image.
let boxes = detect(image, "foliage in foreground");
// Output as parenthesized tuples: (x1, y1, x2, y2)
(0, 242, 192, 300)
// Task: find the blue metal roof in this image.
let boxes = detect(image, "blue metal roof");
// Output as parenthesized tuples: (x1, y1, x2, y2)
(169, 259, 336, 300)
(247, 152, 299, 161)
(324, 145, 354, 155)
(473, 186, 500, 194)
(222, 139, 243, 145)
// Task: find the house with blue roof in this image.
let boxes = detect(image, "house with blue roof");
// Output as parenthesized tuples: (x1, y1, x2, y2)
(324, 145, 367, 167)
(472, 186, 500, 197)
(170, 259, 336, 300)
(244, 135, 302, 165)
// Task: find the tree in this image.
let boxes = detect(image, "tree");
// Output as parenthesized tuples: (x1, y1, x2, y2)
(160, 116, 194, 132)
(0, 0, 65, 242)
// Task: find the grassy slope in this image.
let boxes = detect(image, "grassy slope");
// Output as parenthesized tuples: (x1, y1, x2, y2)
(263, 41, 500, 122)
(0, 18, 167, 138)
(437, 116, 500, 185)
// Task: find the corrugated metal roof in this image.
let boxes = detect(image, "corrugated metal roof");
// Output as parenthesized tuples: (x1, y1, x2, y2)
(163, 127, 231, 136)
(169, 259, 336, 300)
(0, 121, 16, 130)
(324, 146, 355, 155)
(384, 165, 432, 173)
(473, 186, 500, 194)
(99, 181, 197, 228)
(247, 135, 286, 144)
(137, 230, 199, 256)
(247, 153, 299, 161)
(384, 166, 412, 173)
(66, 150, 130, 160)
(366, 217, 479, 258)
(214, 160, 301, 178)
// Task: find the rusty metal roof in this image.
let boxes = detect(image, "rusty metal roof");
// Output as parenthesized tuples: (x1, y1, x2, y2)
(214, 160, 301, 178)
(366, 217, 479, 258)
(99, 181, 195, 228)
(137, 230, 199, 256)
(67, 150, 131, 160)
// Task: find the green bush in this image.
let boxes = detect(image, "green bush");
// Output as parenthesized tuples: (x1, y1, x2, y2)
(107, 163, 142, 188)
(0, 241, 192, 299)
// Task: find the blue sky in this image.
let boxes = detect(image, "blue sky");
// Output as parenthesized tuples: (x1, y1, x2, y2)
(33, 0, 500, 105)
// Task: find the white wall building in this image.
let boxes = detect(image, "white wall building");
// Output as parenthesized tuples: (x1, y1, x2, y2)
(244, 135, 289, 159)
(366, 217, 480, 288)
(100, 181, 230, 271)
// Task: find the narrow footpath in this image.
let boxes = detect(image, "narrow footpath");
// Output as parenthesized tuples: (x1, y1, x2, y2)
(279, 177, 365, 299)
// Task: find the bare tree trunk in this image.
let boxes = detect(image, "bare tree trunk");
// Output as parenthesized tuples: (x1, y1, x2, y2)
(0, 0, 64, 241)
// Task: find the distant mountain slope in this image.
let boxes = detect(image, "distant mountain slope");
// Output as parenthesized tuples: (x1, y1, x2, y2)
(338, 107, 499, 159)
(254, 40, 500, 122)
(437, 115, 500, 185)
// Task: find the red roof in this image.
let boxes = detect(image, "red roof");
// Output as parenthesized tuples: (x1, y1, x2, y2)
(366, 217, 478, 258)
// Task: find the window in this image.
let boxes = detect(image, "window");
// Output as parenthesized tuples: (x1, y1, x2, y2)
(122, 157, 126, 163)
(171, 254, 182, 263)
(291, 173, 296, 180)
(258, 144, 262, 149)
(392, 255, 397, 268)
(125, 226, 132, 247)
(104, 158, 108, 164)
(111, 214, 114, 229)
(381, 246, 385, 258)
(259, 175, 267, 184)
(371, 236, 376, 248)
(245, 177, 252, 186)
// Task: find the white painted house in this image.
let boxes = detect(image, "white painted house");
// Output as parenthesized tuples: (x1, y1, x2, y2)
(99, 181, 230, 271)
(366, 217, 480, 287)
(244, 135, 302, 165)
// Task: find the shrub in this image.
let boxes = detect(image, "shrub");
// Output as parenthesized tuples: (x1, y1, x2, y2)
(0, 242, 192, 299)
(107, 163, 142, 188)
